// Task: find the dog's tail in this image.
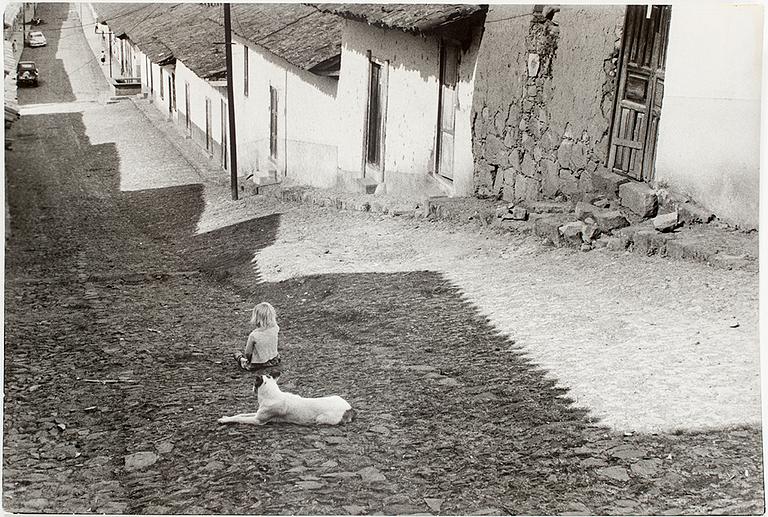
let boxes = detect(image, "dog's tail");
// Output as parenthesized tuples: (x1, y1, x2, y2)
(341, 408, 356, 424)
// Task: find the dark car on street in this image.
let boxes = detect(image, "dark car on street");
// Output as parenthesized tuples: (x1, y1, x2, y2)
(16, 61, 39, 87)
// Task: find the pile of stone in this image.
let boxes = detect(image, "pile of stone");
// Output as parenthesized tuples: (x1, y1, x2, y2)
(499, 179, 717, 254)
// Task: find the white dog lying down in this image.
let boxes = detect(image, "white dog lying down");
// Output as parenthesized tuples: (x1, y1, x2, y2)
(218, 372, 354, 426)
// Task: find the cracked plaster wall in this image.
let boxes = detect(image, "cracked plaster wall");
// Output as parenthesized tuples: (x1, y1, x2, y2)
(472, 5, 625, 202)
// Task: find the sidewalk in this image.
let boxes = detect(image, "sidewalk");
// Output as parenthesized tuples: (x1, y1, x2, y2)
(77, 2, 118, 87)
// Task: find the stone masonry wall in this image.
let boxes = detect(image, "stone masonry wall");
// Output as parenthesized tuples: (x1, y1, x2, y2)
(472, 5, 626, 202)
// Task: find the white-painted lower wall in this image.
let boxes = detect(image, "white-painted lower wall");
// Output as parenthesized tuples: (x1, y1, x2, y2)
(231, 36, 339, 188)
(175, 60, 227, 167)
(336, 20, 479, 197)
(654, 4, 762, 229)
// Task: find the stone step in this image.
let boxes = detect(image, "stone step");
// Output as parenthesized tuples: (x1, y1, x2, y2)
(355, 176, 378, 194)
(253, 170, 278, 186)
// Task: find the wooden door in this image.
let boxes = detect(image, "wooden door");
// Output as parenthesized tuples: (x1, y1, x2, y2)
(608, 5, 671, 182)
(205, 97, 212, 151)
(184, 82, 191, 131)
(269, 86, 278, 159)
(437, 43, 459, 180)
(220, 99, 228, 170)
(364, 57, 387, 182)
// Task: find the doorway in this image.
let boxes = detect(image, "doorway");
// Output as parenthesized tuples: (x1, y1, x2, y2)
(220, 99, 228, 170)
(608, 5, 671, 182)
(364, 55, 387, 182)
(437, 42, 459, 181)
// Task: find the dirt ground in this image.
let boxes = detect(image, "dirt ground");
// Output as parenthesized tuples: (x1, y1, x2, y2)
(3, 3, 764, 515)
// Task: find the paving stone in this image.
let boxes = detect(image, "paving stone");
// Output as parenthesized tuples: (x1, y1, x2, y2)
(387, 504, 427, 515)
(358, 466, 386, 483)
(295, 480, 324, 490)
(124, 451, 159, 471)
(573, 446, 598, 456)
(619, 182, 658, 218)
(581, 457, 608, 468)
(565, 502, 592, 514)
(97, 502, 129, 513)
(610, 447, 646, 460)
(144, 505, 172, 514)
(204, 460, 225, 471)
(424, 498, 444, 512)
(384, 494, 410, 505)
(596, 466, 630, 482)
(156, 441, 174, 454)
(631, 458, 662, 478)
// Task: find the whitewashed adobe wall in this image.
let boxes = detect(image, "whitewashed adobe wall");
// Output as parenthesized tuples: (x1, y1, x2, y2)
(654, 4, 762, 229)
(230, 35, 339, 188)
(336, 20, 478, 196)
(174, 60, 227, 163)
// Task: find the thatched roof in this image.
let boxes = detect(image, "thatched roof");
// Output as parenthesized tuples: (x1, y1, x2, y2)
(93, 3, 226, 80)
(312, 3, 486, 33)
(202, 4, 343, 72)
(93, 3, 342, 77)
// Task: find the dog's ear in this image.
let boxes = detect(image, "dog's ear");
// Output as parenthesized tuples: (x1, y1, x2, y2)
(254, 375, 264, 389)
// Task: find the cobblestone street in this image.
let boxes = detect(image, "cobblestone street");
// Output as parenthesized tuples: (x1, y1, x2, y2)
(3, 3, 764, 515)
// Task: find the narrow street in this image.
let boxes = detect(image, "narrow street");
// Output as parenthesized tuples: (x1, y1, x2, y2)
(3, 4, 763, 515)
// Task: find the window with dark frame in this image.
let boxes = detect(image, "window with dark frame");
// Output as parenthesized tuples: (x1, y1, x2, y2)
(269, 86, 278, 159)
(243, 45, 249, 97)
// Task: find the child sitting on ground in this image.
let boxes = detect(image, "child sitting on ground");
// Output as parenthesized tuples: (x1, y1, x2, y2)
(234, 302, 282, 372)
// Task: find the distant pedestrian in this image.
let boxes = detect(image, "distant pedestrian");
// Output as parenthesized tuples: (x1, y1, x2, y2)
(233, 302, 281, 372)
(100, 50, 105, 64)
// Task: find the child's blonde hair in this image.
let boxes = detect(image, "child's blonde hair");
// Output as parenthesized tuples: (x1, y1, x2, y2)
(250, 302, 277, 328)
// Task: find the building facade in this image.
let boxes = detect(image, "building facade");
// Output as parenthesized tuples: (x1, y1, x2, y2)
(472, 4, 761, 229)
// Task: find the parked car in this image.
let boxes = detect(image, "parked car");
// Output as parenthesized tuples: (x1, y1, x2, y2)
(26, 31, 46, 47)
(16, 61, 39, 87)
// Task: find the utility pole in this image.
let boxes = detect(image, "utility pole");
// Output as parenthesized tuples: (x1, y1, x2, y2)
(224, 3, 238, 200)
